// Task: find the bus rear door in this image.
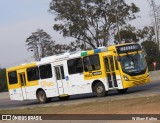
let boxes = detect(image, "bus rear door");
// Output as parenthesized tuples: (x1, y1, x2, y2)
(8, 70, 27, 100)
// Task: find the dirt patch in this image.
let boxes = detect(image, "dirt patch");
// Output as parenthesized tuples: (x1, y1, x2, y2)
(0, 94, 160, 114)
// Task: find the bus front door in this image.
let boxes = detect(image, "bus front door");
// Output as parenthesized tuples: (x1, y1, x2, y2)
(55, 65, 66, 95)
(19, 72, 27, 100)
(104, 56, 118, 89)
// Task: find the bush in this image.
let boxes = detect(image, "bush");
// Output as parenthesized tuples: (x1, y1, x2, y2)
(0, 69, 8, 92)
(141, 41, 160, 71)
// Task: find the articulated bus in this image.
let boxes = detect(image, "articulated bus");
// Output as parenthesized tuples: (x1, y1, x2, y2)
(6, 43, 150, 103)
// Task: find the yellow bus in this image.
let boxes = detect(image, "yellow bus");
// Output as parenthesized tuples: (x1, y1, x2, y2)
(6, 43, 150, 103)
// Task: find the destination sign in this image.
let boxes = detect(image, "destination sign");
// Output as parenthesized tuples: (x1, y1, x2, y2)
(116, 44, 141, 54)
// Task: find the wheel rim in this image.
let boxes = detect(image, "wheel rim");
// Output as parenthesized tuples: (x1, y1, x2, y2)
(96, 86, 103, 94)
(39, 92, 45, 102)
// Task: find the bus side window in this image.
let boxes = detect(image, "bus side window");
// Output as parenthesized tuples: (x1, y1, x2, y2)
(67, 58, 83, 74)
(8, 71, 18, 84)
(27, 67, 39, 81)
(92, 55, 100, 70)
(83, 54, 100, 72)
(39, 64, 52, 79)
(83, 56, 92, 71)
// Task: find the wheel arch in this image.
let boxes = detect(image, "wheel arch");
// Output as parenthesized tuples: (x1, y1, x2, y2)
(91, 79, 105, 92)
(36, 88, 45, 97)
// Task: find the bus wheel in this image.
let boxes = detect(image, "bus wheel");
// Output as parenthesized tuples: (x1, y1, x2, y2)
(37, 90, 47, 104)
(117, 88, 128, 94)
(94, 82, 107, 97)
(58, 96, 70, 101)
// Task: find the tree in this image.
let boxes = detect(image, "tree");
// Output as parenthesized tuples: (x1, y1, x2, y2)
(52, 41, 91, 55)
(26, 29, 91, 59)
(0, 68, 7, 92)
(49, 0, 139, 49)
(114, 24, 138, 43)
(26, 29, 55, 61)
(141, 41, 160, 71)
(136, 26, 155, 42)
(68, 40, 92, 51)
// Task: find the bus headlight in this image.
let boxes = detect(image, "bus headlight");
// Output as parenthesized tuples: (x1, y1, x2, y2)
(123, 75, 129, 81)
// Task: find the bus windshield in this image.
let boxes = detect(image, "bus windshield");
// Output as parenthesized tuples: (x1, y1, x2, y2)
(120, 52, 147, 76)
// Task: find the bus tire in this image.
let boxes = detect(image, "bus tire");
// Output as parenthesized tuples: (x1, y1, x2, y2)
(94, 82, 107, 97)
(58, 96, 70, 101)
(37, 90, 47, 104)
(117, 88, 128, 94)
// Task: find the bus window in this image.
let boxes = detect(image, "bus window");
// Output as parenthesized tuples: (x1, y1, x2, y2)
(83, 54, 100, 72)
(109, 57, 115, 71)
(55, 66, 65, 80)
(60, 66, 65, 79)
(114, 56, 119, 70)
(39, 64, 52, 79)
(19, 73, 26, 86)
(67, 58, 83, 74)
(19, 74, 24, 86)
(55, 67, 61, 80)
(8, 71, 18, 84)
(27, 67, 39, 81)
(104, 58, 110, 72)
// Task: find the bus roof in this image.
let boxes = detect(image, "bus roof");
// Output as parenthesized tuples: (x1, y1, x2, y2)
(6, 62, 37, 72)
(7, 43, 139, 70)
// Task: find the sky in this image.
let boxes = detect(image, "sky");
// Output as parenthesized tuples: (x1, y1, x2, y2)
(0, 0, 160, 68)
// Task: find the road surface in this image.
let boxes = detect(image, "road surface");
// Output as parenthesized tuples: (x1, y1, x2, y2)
(0, 79, 159, 110)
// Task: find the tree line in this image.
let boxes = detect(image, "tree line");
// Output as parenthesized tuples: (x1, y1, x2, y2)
(25, 0, 160, 71)
(0, 68, 7, 92)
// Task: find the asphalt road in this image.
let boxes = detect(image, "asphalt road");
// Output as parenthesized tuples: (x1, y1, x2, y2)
(0, 80, 160, 110)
